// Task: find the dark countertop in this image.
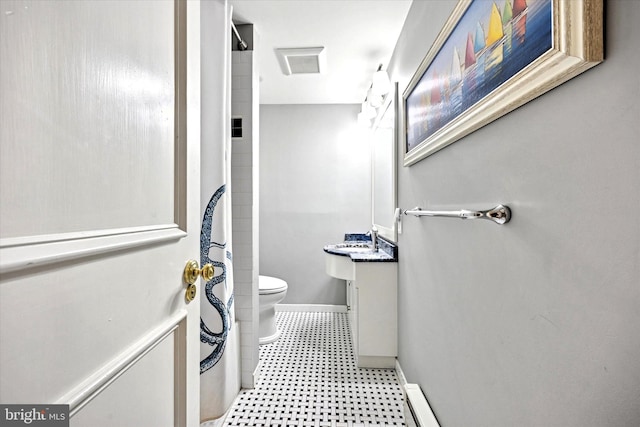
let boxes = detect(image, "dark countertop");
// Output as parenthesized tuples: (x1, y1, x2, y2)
(323, 233, 398, 263)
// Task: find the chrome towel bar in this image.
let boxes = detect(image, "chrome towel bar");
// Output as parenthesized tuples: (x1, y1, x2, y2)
(403, 204, 511, 225)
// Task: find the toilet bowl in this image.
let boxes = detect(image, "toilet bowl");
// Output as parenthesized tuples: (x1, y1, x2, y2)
(258, 275, 288, 344)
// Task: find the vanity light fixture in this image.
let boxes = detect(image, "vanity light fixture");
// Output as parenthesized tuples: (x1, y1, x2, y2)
(367, 88, 384, 109)
(358, 64, 391, 126)
(371, 65, 391, 96)
(358, 95, 377, 127)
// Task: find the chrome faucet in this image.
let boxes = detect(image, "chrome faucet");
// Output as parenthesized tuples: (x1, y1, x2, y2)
(366, 226, 378, 250)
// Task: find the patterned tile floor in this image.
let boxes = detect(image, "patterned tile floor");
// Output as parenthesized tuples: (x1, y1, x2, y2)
(223, 311, 406, 427)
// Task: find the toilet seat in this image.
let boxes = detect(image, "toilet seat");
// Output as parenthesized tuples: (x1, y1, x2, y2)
(259, 276, 288, 295)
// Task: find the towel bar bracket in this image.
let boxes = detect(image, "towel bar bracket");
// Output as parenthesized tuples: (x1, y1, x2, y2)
(403, 204, 511, 225)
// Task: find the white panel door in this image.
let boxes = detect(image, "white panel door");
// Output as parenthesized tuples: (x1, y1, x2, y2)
(0, 1, 201, 426)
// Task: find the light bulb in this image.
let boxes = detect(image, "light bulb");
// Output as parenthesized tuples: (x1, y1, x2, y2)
(371, 70, 390, 96)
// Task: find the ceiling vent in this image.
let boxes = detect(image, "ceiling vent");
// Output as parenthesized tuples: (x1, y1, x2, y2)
(275, 47, 326, 75)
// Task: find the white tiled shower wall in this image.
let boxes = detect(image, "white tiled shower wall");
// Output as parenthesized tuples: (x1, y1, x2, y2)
(231, 48, 260, 388)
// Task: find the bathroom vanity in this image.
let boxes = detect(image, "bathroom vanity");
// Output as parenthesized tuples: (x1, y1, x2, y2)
(323, 83, 400, 369)
(324, 235, 397, 369)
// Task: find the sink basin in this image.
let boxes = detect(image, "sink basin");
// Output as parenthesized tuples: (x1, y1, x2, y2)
(324, 250, 356, 280)
(324, 237, 397, 281)
(326, 241, 375, 255)
(331, 246, 375, 254)
(324, 243, 376, 257)
(334, 242, 371, 249)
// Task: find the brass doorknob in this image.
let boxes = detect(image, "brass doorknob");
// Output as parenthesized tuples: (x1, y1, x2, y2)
(183, 260, 214, 303)
(183, 260, 215, 285)
(185, 284, 197, 302)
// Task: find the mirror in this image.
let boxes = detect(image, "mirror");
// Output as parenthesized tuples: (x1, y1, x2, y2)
(371, 82, 398, 242)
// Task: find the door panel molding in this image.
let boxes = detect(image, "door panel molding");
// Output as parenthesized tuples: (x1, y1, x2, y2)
(0, 0, 177, 240)
(0, 225, 186, 274)
(1, 0, 190, 277)
(55, 309, 187, 418)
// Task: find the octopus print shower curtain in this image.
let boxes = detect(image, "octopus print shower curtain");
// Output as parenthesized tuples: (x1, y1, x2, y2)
(200, 0, 239, 422)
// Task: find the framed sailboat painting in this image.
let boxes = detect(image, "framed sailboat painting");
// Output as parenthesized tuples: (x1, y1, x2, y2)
(403, 0, 603, 166)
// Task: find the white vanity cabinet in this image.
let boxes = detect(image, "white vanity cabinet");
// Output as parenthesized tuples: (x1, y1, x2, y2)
(325, 252, 397, 368)
(350, 261, 397, 368)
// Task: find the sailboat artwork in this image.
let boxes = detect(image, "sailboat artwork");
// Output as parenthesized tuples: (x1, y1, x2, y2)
(405, 0, 553, 157)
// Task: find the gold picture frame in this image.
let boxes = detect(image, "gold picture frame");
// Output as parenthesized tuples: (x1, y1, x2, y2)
(403, 0, 603, 166)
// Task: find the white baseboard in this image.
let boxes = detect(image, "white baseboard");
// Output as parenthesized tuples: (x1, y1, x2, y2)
(405, 384, 440, 427)
(276, 304, 347, 313)
(253, 359, 262, 388)
(396, 360, 440, 427)
(358, 355, 396, 369)
(395, 359, 409, 393)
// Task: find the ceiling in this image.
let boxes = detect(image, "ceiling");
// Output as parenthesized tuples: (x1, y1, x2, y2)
(229, 0, 412, 105)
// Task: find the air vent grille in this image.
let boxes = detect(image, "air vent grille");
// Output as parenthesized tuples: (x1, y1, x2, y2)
(275, 47, 326, 75)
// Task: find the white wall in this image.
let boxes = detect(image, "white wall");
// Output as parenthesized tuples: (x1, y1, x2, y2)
(259, 104, 371, 305)
(390, 1, 640, 426)
(231, 49, 260, 388)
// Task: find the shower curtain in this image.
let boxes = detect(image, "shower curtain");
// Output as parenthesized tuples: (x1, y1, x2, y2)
(200, 0, 239, 422)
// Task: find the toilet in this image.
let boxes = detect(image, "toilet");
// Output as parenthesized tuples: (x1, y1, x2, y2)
(258, 275, 288, 344)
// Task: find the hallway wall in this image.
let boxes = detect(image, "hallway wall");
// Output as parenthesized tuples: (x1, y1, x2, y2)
(390, 1, 640, 426)
(259, 104, 370, 305)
